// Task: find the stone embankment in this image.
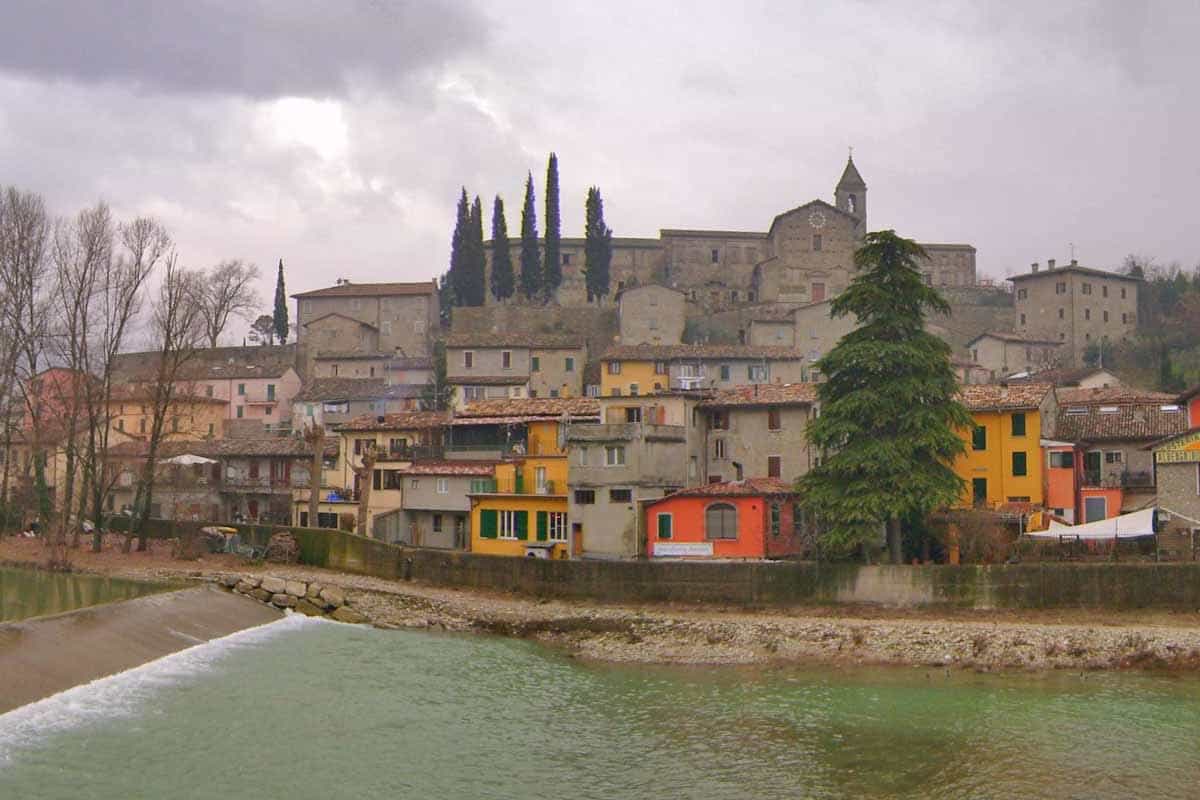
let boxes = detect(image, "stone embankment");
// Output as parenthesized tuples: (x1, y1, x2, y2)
(219, 573, 369, 624)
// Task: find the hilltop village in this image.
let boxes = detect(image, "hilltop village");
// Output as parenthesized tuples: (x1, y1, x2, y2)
(7, 158, 1199, 562)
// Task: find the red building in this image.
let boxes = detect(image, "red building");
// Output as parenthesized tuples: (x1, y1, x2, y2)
(1179, 385, 1200, 429)
(644, 478, 803, 559)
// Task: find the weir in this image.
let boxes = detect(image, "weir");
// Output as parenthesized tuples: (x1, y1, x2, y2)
(0, 585, 281, 714)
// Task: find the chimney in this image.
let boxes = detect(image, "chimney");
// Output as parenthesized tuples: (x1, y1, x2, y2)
(1070, 258, 1078, 267)
(1047, 259, 1056, 270)
(1031, 262, 1039, 273)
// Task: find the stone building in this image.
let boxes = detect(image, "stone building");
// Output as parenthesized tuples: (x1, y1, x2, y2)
(445, 333, 586, 410)
(616, 284, 686, 345)
(292, 281, 438, 375)
(291, 378, 424, 431)
(1008, 260, 1140, 367)
(482, 157, 976, 312)
(696, 383, 819, 484)
(1151, 429, 1200, 540)
(965, 332, 1063, 381)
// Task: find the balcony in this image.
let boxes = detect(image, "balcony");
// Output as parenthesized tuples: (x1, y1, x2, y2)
(242, 393, 279, 406)
(1082, 470, 1155, 490)
(219, 476, 302, 494)
(378, 444, 444, 462)
(468, 477, 559, 496)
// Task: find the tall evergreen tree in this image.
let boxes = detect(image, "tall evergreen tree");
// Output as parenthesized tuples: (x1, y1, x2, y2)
(796, 230, 972, 564)
(463, 195, 486, 306)
(273, 258, 289, 344)
(448, 188, 470, 307)
(519, 172, 541, 300)
(543, 152, 562, 300)
(490, 195, 514, 300)
(584, 186, 612, 302)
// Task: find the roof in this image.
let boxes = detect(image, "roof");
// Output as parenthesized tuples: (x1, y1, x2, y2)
(1007, 263, 1142, 284)
(108, 437, 338, 459)
(111, 344, 299, 382)
(457, 397, 600, 419)
(836, 156, 867, 190)
(308, 352, 432, 370)
(599, 343, 806, 362)
(301, 312, 378, 331)
(958, 383, 1053, 411)
(1150, 425, 1200, 451)
(1177, 385, 1200, 404)
(395, 461, 496, 477)
(294, 378, 423, 403)
(652, 477, 796, 500)
(699, 383, 818, 408)
(766, 199, 856, 239)
(1057, 403, 1187, 443)
(1006, 366, 1119, 387)
(335, 411, 449, 432)
(1056, 387, 1177, 406)
(109, 386, 228, 405)
(966, 331, 1061, 346)
(292, 281, 436, 299)
(444, 332, 584, 350)
(446, 375, 529, 386)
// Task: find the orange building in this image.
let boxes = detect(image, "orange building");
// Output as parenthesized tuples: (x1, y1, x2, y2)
(1180, 385, 1200, 428)
(643, 478, 801, 559)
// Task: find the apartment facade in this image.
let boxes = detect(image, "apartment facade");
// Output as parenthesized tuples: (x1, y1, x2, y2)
(291, 378, 423, 431)
(965, 332, 1063, 381)
(1009, 260, 1140, 366)
(446, 333, 586, 410)
(698, 383, 818, 484)
(955, 383, 1057, 509)
(599, 344, 809, 397)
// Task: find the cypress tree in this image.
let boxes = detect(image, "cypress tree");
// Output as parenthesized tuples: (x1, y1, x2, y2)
(584, 186, 612, 302)
(448, 188, 470, 307)
(273, 259, 289, 344)
(470, 195, 487, 305)
(519, 173, 541, 300)
(796, 230, 972, 564)
(543, 152, 561, 300)
(490, 195, 514, 300)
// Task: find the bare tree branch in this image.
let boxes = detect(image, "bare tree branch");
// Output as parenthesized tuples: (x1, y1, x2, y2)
(197, 259, 261, 348)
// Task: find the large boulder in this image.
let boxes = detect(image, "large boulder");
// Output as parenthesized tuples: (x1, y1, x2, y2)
(271, 593, 297, 608)
(318, 586, 345, 608)
(219, 574, 241, 589)
(260, 576, 286, 594)
(294, 599, 324, 617)
(330, 606, 368, 625)
(250, 588, 273, 603)
(234, 580, 257, 594)
(284, 580, 307, 598)
(265, 532, 300, 564)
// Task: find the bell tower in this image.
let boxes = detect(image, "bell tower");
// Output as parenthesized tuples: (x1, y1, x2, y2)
(835, 152, 867, 237)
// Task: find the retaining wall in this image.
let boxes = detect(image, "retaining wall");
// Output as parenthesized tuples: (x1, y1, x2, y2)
(185, 521, 1200, 611)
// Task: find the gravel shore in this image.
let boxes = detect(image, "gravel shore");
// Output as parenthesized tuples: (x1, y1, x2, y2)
(5, 539, 1200, 672)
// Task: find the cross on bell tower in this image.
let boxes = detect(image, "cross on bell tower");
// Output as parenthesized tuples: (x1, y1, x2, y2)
(835, 150, 867, 237)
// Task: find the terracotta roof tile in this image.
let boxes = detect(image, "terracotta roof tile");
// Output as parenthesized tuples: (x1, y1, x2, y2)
(457, 397, 600, 418)
(335, 411, 449, 431)
(600, 343, 806, 361)
(112, 344, 298, 382)
(1057, 403, 1187, 442)
(1056, 387, 1177, 405)
(1006, 367, 1119, 386)
(1007, 263, 1142, 283)
(958, 383, 1053, 411)
(107, 437, 338, 459)
(292, 281, 436, 299)
(294, 378, 421, 402)
(395, 461, 497, 476)
(445, 332, 584, 349)
(698, 383, 817, 408)
(656, 477, 796, 499)
(445, 375, 529, 386)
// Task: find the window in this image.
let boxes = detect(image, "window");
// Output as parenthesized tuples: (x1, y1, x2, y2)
(972, 425, 986, 451)
(1105, 451, 1123, 464)
(1011, 412, 1026, 437)
(1012, 451, 1027, 477)
(607, 361, 621, 375)
(624, 406, 642, 423)
(463, 351, 474, 368)
(719, 364, 731, 381)
(972, 478, 988, 506)
(384, 471, 403, 490)
(1102, 285, 1108, 298)
(565, 357, 575, 372)
(1019, 313, 1026, 325)
(574, 489, 596, 504)
(331, 364, 339, 377)
(208, 423, 214, 436)
(630, 383, 639, 396)
(372, 470, 382, 490)
(711, 248, 719, 263)
(1017, 288, 1027, 300)
(205, 384, 214, 398)
(535, 511, 567, 542)
(237, 383, 246, 395)
(652, 361, 668, 375)
(1058, 308, 1065, 319)
(501, 351, 512, 370)
(1084, 308, 1091, 321)
(767, 455, 781, 478)
(1055, 282, 1067, 295)
(562, 253, 571, 265)
(812, 234, 822, 252)
(610, 488, 633, 503)
(710, 409, 729, 430)
(713, 439, 727, 459)
(303, 300, 313, 314)
(497, 509, 527, 540)
(748, 364, 767, 382)
(265, 406, 272, 416)
(410, 479, 419, 489)
(437, 477, 449, 494)
(432, 514, 443, 533)
(768, 408, 782, 431)
(1082, 282, 1092, 295)
(117, 418, 124, 432)
(531, 356, 540, 372)
(236, 406, 244, 419)
(576, 447, 588, 466)
(350, 298, 362, 311)
(610, 388, 622, 397)
(811, 282, 825, 302)
(354, 438, 375, 455)
(605, 445, 626, 466)
(1121, 287, 1127, 299)
(705, 503, 737, 540)
(657, 513, 673, 540)
(770, 503, 781, 537)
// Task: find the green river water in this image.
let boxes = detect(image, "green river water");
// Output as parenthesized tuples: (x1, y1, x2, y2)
(0, 615, 1197, 799)
(0, 565, 168, 622)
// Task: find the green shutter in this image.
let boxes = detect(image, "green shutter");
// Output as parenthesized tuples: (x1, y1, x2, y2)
(515, 510, 529, 540)
(1011, 412, 1026, 437)
(536, 511, 548, 541)
(658, 513, 672, 540)
(480, 509, 498, 539)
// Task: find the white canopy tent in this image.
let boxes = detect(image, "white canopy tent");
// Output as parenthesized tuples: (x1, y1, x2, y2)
(1025, 507, 1156, 540)
(163, 454, 218, 466)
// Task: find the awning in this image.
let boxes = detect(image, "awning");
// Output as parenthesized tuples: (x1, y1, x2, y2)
(1025, 507, 1156, 540)
(163, 454, 218, 465)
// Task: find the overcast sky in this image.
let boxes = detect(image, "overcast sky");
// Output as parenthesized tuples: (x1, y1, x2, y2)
(1, 0, 1197, 332)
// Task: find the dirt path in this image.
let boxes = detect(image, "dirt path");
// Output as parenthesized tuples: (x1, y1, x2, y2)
(5, 536, 1200, 672)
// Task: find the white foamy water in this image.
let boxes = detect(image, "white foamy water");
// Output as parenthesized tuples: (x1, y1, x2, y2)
(0, 612, 327, 763)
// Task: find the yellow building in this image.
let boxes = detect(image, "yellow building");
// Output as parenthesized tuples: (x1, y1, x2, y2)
(109, 389, 228, 441)
(954, 383, 1055, 508)
(598, 343, 809, 397)
(470, 419, 571, 558)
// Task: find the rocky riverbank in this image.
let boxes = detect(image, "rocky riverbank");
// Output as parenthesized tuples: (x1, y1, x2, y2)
(220, 573, 369, 624)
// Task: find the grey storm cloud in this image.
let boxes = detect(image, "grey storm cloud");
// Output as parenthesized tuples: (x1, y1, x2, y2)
(0, 0, 488, 97)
